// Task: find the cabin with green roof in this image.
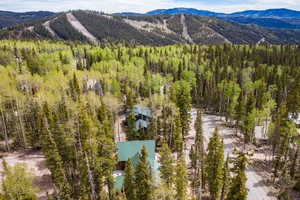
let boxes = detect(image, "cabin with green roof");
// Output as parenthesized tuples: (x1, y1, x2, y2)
(113, 140, 159, 190)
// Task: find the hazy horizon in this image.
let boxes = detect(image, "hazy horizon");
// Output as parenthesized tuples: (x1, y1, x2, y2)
(1, 0, 300, 14)
(2, 7, 300, 14)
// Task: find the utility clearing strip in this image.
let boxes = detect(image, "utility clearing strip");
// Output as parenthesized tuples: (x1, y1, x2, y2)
(66, 13, 98, 43)
(43, 20, 59, 38)
(180, 14, 194, 44)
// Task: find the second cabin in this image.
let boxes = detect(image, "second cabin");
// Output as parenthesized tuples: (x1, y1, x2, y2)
(131, 104, 152, 131)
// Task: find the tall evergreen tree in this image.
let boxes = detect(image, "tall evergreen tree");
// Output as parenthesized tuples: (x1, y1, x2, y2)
(206, 128, 224, 200)
(190, 110, 206, 199)
(194, 110, 206, 191)
(175, 156, 189, 200)
(172, 80, 192, 138)
(41, 114, 72, 199)
(174, 116, 184, 155)
(2, 161, 38, 200)
(227, 152, 248, 200)
(135, 146, 153, 200)
(70, 73, 81, 101)
(159, 141, 175, 189)
(220, 157, 230, 200)
(124, 159, 136, 200)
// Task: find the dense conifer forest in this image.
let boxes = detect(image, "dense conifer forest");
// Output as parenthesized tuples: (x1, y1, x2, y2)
(0, 40, 299, 200)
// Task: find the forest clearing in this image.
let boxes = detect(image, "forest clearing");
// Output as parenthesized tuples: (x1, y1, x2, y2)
(0, 150, 53, 199)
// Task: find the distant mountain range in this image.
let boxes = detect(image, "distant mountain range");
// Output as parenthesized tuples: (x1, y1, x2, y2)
(227, 8, 300, 18)
(0, 11, 55, 28)
(146, 8, 224, 17)
(124, 8, 300, 19)
(2, 9, 300, 45)
(117, 8, 300, 30)
(2, 10, 300, 45)
(2, 8, 300, 30)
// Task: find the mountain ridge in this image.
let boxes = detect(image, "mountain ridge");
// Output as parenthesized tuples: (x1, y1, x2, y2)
(229, 8, 300, 18)
(2, 8, 300, 31)
(116, 8, 300, 19)
(115, 8, 300, 30)
(146, 8, 226, 17)
(2, 11, 300, 45)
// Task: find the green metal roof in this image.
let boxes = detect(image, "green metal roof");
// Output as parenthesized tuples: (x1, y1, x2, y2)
(114, 140, 158, 190)
(117, 140, 155, 167)
(115, 174, 125, 190)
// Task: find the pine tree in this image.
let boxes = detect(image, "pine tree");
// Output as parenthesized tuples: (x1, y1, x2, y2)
(159, 141, 175, 189)
(206, 128, 224, 200)
(135, 146, 153, 200)
(227, 152, 248, 200)
(41, 115, 72, 199)
(175, 156, 189, 200)
(220, 157, 230, 200)
(27, 102, 43, 149)
(124, 159, 136, 200)
(127, 110, 138, 140)
(235, 93, 246, 135)
(2, 162, 38, 200)
(172, 80, 192, 138)
(70, 73, 81, 101)
(125, 87, 135, 111)
(190, 110, 206, 200)
(78, 107, 98, 200)
(273, 120, 298, 180)
(194, 110, 206, 191)
(174, 116, 184, 155)
(95, 103, 117, 200)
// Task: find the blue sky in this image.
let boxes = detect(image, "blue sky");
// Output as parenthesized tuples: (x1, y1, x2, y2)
(1, 0, 300, 13)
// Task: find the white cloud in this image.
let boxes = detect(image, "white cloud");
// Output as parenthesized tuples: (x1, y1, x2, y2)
(0, 0, 300, 13)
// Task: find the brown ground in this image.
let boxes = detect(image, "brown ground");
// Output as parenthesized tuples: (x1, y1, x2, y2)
(0, 150, 54, 200)
(187, 111, 278, 200)
(114, 114, 127, 142)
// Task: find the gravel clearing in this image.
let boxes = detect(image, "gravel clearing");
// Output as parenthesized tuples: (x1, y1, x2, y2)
(201, 113, 277, 200)
(0, 150, 54, 200)
(115, 114, 127, 142)
(185, 110, 277, 200)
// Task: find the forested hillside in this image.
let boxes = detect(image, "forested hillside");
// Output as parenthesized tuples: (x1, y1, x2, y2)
(3, 11, 300, 45)
(0, 11, 55, 28)
(122, 8, 300, 30)
(0, 40, 299, 199)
